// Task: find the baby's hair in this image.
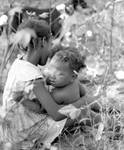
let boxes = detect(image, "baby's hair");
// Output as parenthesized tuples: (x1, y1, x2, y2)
(54, 47, 86, 72)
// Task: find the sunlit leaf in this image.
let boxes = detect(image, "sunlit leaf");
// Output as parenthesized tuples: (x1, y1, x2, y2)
(114, 70, 124, 80)
(59, 104, 81, 120)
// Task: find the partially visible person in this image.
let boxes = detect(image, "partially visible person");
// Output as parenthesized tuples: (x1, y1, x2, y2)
(43, 47, 102, 127)
(0, 20, 66, 150)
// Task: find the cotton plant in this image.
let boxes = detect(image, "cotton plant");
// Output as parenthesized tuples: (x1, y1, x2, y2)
(106, 82, 124, 102)
(114, 70, 124, 80)
(85, 55, 106, 78)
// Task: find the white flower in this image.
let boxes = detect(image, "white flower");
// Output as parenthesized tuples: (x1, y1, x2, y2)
(114, 70, 124, 80)
(86, 30, 93, 37)
(0, 14, 8, 26)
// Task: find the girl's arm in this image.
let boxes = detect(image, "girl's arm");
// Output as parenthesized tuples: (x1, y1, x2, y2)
(33, 79, 98, 121)
(33, 79, 66, 121)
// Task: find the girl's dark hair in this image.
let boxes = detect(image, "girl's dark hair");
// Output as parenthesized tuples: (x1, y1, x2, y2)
(49, 44, 65, 58)
(71, 0, 88, 10)
(54, 47, 86, 72)
(18, 19, 51, 41)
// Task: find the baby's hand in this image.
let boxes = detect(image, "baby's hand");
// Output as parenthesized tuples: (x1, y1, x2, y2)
(13, 91, 24, 102)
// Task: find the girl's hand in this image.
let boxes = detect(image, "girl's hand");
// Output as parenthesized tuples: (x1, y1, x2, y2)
(33, 78, 45, 92)
(13, 91, 24, 102)
(33, 78, 67, 121)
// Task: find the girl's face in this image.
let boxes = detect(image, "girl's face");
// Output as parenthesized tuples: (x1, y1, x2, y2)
(38, 39, 52, 65)
(44, 56, 75, 88)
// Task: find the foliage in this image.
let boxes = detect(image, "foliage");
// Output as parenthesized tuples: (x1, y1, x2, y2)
(1, 0, 124, 149)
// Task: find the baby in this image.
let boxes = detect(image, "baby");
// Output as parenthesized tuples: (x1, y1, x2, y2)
(44, 47, 86, 105)
(43, 47, 102, 127)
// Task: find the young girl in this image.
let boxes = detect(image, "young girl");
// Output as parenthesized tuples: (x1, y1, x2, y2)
(0, 20, 68, 150)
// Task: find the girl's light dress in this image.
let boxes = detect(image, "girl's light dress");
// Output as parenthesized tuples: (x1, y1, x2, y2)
(0, 57, 66, 148)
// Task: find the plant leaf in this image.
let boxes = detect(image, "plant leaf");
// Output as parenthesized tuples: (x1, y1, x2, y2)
(59, 104, 81, 120)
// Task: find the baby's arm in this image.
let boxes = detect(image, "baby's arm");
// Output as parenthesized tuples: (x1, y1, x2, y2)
(79, 82, 86, 97)
(78, 82, 101, 112)
(78, 82, 87, 106)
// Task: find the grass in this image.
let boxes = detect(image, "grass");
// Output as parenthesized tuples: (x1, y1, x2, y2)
(51, 109, 124, 150)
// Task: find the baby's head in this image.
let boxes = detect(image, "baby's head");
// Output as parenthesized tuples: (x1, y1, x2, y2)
(44, 47, 86, 87)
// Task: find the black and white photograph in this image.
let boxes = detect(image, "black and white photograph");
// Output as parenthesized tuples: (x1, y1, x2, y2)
(0, 0, 124, 149)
